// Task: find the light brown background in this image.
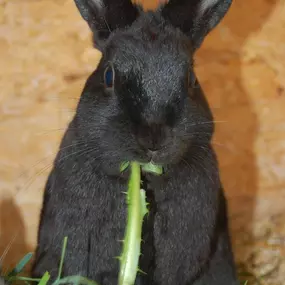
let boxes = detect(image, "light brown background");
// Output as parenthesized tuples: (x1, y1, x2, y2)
(0, 0, 285, 284)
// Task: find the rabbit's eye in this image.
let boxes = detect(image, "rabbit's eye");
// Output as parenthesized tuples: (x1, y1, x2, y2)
(104, 64, 115, 89)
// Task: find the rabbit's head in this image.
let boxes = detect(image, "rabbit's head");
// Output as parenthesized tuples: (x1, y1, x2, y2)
(73, 0, 232, 169)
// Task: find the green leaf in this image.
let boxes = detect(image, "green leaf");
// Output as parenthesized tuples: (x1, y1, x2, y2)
(140, 189, 148, 217)
(38, 272, 50, 285)
(141, 162, 163, 175)
(53, 275, 99, 285)
(6, 252, 33, 277)
(137, 268, 147, 275)
(120, 161, 130, 172)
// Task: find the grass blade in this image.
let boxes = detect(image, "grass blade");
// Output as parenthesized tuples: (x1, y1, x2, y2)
(38, 272, 50, 285)
(7, 276, 42, 282)
(57, 237, 68, 280)
(6, 252, 33, 277)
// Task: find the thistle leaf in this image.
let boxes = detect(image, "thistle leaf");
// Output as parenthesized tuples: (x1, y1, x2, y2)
(120, 162, 130, 172)
(141, 163, 163, 175)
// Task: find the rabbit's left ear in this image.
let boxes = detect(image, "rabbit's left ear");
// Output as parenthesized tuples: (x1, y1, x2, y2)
(161, 0, 232, 49)
(74, 0, 139, 50)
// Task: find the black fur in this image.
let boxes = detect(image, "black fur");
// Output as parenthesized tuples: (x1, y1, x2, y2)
(32, 0, 239, 284)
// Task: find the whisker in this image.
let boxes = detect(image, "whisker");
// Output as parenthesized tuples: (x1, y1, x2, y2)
(17, 145, 94, 197)
(17, 162, 54, 196)
(103, 16, 111, 33)
(55, 108, 76, 113)
(0, 233, 17, 264)
(211, 141, 238, 153)
(36, 128, 68, 136)
(181, 158, 192, 173)
(47, 96, 80, 101)
(212, 120, 228, 124)
(17, 141, 88, 179)
(188, 120, 228, 128)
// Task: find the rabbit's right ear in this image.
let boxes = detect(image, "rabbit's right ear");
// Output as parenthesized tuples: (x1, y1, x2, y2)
(74, 0, 139, 50)
(161, 0, 232, 50)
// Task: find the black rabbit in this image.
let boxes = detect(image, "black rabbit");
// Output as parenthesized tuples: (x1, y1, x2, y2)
(32, 0, 239, 284)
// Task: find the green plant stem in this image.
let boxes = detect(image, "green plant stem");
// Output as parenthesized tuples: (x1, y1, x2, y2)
(118, 162, 147, 285)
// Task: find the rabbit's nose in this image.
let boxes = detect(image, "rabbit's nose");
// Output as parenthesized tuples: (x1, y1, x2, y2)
(137, 124, 165, 152)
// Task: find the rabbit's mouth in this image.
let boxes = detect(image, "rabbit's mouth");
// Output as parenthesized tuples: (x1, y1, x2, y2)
(131, 138, 189, 165)
(147, 150, 168, 165)
(132, 149, 158, 165)
(135, 148, 172, 166)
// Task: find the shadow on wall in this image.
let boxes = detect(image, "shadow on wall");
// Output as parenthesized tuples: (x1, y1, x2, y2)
(195, 0, 277, 280)
(0, 198, 32, 273)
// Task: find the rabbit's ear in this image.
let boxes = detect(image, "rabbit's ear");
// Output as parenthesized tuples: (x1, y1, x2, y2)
(161, 0, 232, 49)
(74, 0, 139, 49)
